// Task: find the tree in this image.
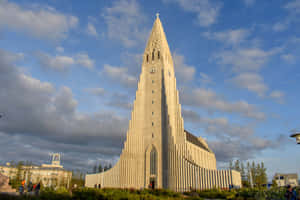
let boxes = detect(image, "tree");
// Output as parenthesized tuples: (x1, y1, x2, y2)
(229, 160, 233, 170)
(98, 164, 102, 173)
(234, 160, 241, 172)
(104, 165, 108, 171)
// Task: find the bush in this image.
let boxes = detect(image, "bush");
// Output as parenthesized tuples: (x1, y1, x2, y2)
(0, 186, 287, 200)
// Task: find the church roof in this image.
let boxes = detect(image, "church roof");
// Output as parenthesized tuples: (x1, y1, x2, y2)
(184, 130, 212, 153)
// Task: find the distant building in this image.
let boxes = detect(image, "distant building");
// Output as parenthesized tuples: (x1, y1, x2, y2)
(274, 173, 298, 187)
(0, 153, 72, 188)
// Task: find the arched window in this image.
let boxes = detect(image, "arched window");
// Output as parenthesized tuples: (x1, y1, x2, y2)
(152, 51, 155, 60)
(150, 147, 157, 175)
(158, 51, 160, 59)
(146, 54, 149, 62)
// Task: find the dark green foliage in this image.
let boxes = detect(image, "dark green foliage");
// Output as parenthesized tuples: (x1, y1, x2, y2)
(231, 160, 268, 188)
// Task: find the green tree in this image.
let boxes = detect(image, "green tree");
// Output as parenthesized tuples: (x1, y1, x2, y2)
(229, 160, 233, 170)
(93, 165, 97, 173)
(98, 164, 103, 173)
(234, 160, 241, 172)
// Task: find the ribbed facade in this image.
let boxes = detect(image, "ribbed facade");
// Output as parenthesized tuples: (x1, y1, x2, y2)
(85, 16, 242, 192)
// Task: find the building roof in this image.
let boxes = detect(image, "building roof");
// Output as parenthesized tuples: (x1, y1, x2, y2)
(274, 173, 298, 179)
(184, 130, 212, 153)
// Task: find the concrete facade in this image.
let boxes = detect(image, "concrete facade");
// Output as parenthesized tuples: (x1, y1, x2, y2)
(85, 16, 242, 192)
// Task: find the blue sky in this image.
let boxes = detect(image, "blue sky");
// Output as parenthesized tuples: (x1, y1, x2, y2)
(0, 0, 299, 180)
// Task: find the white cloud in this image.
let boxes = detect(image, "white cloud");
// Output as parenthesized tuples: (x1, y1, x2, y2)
(204, 29, 250, 46)
(102, 64, 137, 87)
(182, 109, 286, 161)
(163, 0, 222, 27)
(270, 90, 285, 104)
(273, 0, 300, 32)
(56, 46, 64, 53)
(183, 109, 254, 138)
(230, 73, 268, 97)
(86, 22, 98, 37)
(281, 54, 295, 63)
(37, 53, 75, 71)
(172, 52, 195, 82)
(181, 87, 265, 120)
(273, 21, 289, 32)
(84, 88, 105, 96)
(0, 0, 78, 40)
(243, 0, 255, 7)
(102, 0, 148, 47)
(215, 47, 276, 72)
(199, 72, 213, 85)
(36, 52, 94, 71)
(285, 0, 300, 14)
(75, 53, 94, 69)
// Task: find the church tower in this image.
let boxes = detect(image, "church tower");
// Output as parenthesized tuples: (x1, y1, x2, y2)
(85, 15, 242, 192)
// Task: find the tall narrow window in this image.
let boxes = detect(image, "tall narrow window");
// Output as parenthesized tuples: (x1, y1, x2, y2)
(158, 51, 160, 59)
(146, 54, 149, 62)
(150, 147, 157, 175)
(152, 51, 154, 60)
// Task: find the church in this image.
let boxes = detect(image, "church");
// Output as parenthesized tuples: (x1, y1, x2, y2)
(85, 15, 242, 192)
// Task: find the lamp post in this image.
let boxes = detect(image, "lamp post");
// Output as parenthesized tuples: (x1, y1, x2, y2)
(290, 133, 300, 144)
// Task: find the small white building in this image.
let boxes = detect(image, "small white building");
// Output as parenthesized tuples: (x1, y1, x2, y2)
(0, 153, 72, 188)
(274, 173, 298, 187)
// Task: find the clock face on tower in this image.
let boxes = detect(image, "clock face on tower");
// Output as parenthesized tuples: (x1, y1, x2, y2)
(150, 67, 156, 73)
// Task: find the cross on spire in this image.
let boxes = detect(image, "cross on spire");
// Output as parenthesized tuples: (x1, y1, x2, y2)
(156, 13, 159, 18)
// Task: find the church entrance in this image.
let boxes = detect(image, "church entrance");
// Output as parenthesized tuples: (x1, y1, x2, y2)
(149, 146, 157, 189)
(150, 177, 156, 189)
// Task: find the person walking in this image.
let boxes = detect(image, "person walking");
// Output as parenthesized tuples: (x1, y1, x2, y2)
(285, 185, 294, 200)
(19, 184, 24, 195)
(35, 182, 41, 196)
(27, 181, 33, 194)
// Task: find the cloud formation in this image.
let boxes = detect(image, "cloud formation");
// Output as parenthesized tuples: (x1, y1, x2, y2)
(102, 64, 138, 88)
(102, 0, 148, 47)
(0, 0, 78, 40)
(163, 0, 222, 27)
(182, 109, 286, 161)
(36, 52, 94, 71)
(173, 52, 196, 82)
(0, 49, 128, 170)
(181, 87, 265, 120)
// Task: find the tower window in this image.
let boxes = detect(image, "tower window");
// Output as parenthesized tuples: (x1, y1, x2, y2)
(152, 122, 154, 126)
(152, 90, 154, 94)
(152, 51, 154, 60)
(152, 100, 154, 104)
(152, 133, 154, 138)
(152, 80, 154, 83)
(152, 112, 154, 115)
(146, 54, 149, 62)
(158, 51, 160, 59)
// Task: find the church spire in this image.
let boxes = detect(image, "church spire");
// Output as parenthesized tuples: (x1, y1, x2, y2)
(144, 14, 172, 63)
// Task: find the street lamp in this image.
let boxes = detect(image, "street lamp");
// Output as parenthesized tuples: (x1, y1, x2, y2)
(290, 133, 300, 144)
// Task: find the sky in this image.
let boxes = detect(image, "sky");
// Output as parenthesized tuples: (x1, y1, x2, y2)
(0, 0, 299, 180)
